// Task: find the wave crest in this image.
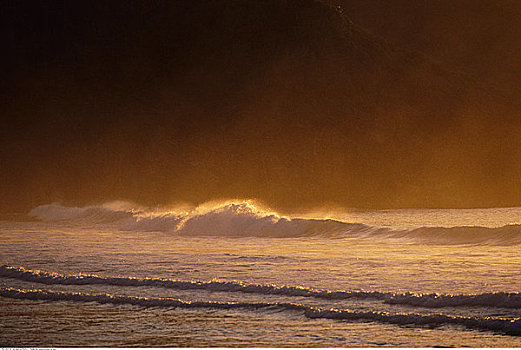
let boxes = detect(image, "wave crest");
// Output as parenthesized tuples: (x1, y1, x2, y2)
(26, 201, 521, 243)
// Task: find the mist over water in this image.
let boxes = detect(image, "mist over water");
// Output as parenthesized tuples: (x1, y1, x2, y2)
(2, 0, 521, 212)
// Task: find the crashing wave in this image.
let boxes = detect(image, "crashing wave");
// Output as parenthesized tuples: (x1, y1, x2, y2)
(28, 201, 375, 237)
(26, 201, 521, 243)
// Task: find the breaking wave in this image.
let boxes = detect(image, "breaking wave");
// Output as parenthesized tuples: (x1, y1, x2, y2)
(1, 287, 520, 336)
(27, 201, 521, 244)
(27, 201, 375, 237)
(3, 265, 521, 309)
(28, 202, 135, 223)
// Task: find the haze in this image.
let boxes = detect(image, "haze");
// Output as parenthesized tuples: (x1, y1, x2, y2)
(2, 0, 521, 213)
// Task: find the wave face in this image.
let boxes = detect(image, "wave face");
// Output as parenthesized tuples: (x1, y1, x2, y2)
(4, 265, 521, 309)
(1, 287, 520, 336)
(27, 202, 521, 244)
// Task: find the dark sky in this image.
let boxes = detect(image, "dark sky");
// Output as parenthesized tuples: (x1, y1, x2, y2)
(2, 0, 521, 213)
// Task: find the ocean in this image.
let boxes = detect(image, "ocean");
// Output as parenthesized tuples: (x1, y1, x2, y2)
(1, 201, 521, 347)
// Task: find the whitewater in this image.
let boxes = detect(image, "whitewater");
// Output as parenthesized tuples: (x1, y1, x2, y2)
(1, 201, 521, 346)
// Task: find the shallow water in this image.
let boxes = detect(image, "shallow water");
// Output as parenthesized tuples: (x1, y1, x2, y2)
(1, 203, 521, 347)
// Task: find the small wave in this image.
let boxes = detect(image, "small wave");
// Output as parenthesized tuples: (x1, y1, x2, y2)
(387, 292, 521, 309)
(1, 287, 520, 336)
(3, 266, 521, 309)
(0, 286, 300, 310)
(0, 265, 387, 300)
(305, 308, 521, 337)
(405, 225, 521, 245)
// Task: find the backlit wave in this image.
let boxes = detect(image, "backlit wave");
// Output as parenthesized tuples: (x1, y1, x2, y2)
(28, 201, 521, 244)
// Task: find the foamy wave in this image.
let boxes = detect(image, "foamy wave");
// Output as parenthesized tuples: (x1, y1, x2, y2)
(120, 213, 184, 232)
(28, 201, 373, 236)
(176, 203, 366, 237)
(1, 287, 520, 336)
(27, 201, 521, 243)
(4, 266, 521, 309)
(28, 202, 135, 223)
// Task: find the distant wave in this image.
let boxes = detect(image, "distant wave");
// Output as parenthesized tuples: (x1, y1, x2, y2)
(28, 202, 135, 223)
(1, 287, 520, 336)
(402, 225, 521, 245)
(27, 202, 521, 244)
(27, 202, 376, 237)
(3, 265, 521, 309)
